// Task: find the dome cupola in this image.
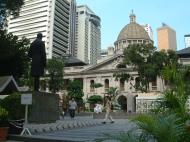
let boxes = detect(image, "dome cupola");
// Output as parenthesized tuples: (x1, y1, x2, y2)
(114, 11, 153, 51)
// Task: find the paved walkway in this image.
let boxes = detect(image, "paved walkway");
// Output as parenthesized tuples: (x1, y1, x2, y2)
(8, 117, 136, 142)
(36, 119, 135, 142)
(25, 116, 102, 134)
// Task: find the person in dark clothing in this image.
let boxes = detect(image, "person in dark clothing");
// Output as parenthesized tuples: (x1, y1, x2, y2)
(28, 33, 46, 91)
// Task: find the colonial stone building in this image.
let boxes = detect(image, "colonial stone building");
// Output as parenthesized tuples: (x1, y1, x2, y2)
(64, 12, 190, 113)
(64, 12, 163, 113)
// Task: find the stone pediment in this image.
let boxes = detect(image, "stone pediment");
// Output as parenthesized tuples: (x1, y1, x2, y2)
(82, 54, 124, 72)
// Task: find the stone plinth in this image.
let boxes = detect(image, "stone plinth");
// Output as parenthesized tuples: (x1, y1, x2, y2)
(28, 92, 59, 123)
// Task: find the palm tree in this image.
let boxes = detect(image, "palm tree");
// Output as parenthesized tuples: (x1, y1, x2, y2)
(99, 65, 190, 142)
(105, 87, 118, 100)
(133, 114, 188, 142)
(160, 65, 190, 121)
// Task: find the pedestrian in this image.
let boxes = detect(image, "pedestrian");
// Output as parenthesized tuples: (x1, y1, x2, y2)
(28, 33, 46, 91)
(102, 96, 114, 124)
(69, 98, 77, 119)
(94, 102, 103, 113)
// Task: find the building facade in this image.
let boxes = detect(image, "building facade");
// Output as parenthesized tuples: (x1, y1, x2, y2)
(7, 0, 74, 59)
(68, 0, 77, 56)
(75, 5, 101, 65)
(157, 23, 177, 51)
(64, 12, 160, 113)
(184, 34, 190, 48)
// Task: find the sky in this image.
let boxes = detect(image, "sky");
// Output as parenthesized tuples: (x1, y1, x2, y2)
(76, 0, 190, 50)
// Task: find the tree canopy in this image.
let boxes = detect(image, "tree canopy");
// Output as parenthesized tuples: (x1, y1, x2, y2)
(46, 57, 65, 93)
(67, 80, 84, 103)
(90, 83, 103, 88)
(87, 95, 103, 104)
(0, 30, 30, 80)
(0, 0, 29, 83)
(0, 0, 24, 28)
(115, 43, 178, 92)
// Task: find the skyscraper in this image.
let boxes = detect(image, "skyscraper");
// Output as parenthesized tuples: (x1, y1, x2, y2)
(184, 34, 190, 48)
(68, 0, 76, 56)
(75, 5, 101, 65)
(157, 23, 177, 51)
(7, 0, 76, 59)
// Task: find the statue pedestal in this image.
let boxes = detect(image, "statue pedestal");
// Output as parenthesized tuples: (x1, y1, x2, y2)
(28, 92, 59, 123)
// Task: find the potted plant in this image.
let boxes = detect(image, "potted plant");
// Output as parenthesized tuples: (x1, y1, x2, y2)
(0, 106, 9, 141)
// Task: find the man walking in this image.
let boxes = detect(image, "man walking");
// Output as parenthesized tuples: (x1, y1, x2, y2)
(28, 33, 46, 91)
(69, 98, 77, 119)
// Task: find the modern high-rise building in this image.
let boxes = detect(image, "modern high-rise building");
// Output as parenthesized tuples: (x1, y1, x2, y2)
(184, 34, 190, 48)
(7, 0, 76, 59)
(68, 0, 76, 56)
(157, 23, 177, 51)
(100, 49, 108, 58)
(75, 5, 101, 65)
(142, 24, 153, 41)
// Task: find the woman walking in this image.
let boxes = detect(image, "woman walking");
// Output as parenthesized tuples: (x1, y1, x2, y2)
(102, 96, 114, 124)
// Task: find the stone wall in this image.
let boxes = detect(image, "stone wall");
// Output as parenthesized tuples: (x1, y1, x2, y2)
(28, 92, 59, 123)
(136, 95, 190, 113)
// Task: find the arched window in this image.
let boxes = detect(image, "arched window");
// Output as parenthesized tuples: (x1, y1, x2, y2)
(117, 95, 127, 111)
(120, 79, 125, 91)
(151, 77, 157, 91)
(104, 79, 109, 90)
(90, 80, 95, 92)
(135, 77, 140, 91)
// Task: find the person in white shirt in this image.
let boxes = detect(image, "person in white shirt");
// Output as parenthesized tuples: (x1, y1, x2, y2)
(94, 102, 103, 113)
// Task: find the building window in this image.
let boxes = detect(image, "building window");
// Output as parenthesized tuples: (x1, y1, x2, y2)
(128, 40, 131, 44)
(135, 77, 140, 91)
(104, 79, 109, 90)
(120, 79, 125, 91)
(151, 78, 157, 91)
(80, 11, 84, 14)
(63, 79, 70, 90)
(90, 80, 95, 92)
(133, 40, 137, 44)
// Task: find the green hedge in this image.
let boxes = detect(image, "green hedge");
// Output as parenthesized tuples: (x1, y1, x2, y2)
(0, 92, 25, 120)
(87, 95, 103, 104)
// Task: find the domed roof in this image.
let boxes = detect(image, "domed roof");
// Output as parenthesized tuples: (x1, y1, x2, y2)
(117, 12, 150, 41)
(117, 23, 150, 41)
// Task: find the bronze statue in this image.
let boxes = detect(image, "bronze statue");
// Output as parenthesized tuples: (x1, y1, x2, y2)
(28, 33, 46, 91)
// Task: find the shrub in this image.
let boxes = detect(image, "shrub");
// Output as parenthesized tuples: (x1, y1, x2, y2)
(0, 107, 9, 127)
(0, 92, 25, 120)
(87, 95, 103, 104)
